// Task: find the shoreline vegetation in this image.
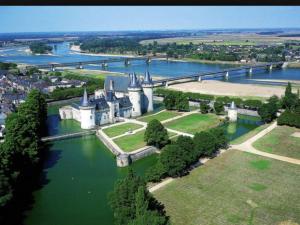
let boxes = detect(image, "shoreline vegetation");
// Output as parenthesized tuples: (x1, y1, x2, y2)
(70, 44, 300, 68)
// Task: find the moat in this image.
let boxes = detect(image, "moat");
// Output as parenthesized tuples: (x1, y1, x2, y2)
(23, 105, 262, 225)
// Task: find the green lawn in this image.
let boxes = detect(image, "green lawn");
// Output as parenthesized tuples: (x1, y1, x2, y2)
(102, 122, 143, 138)
(253, 125, 300, 159)
(154, 150, 300, 225)
(138, 110, 181, 123)
(114, 130, 177, 152)
(164, 113, 221, 134)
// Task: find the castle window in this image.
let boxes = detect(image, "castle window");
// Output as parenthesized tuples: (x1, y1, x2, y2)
(90, 115, 93, 119)
(133, 107, 135, 111)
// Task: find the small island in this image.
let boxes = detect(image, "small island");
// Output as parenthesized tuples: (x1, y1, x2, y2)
(29, 42, 53, 54)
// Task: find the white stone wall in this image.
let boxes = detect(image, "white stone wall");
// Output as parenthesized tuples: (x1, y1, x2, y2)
(80, 107, 96, 129)
(96, 110, 110, 125)
(59, 106, 73, 119)
(128, 88, 141, 117)
(72, 108, 81, 122)
(120, 107, 132, 118)
(142, 86, 153, 113)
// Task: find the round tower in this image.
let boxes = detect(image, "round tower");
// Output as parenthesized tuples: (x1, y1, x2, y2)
(227, 101, 238, 122)
(79, 88, 96, 129)
(128, 73, 142, 117)
(142, 70, 154, 113)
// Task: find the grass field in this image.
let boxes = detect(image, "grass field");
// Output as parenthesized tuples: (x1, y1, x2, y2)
(114, 130, 177, 152)
(164, 113, 221, 134)
(154, 150, 300, 225)
(102, 122, 143, 138)
(138, 110, 181, 123)
(253, 125, 300, 159)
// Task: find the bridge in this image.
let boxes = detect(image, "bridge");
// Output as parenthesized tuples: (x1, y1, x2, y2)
(26, 56, 166, 71)
(153, 61, 286, 87)
(41, 130, 96, 142)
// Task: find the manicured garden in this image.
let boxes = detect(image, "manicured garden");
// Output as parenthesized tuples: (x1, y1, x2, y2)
(154, 150, 300, 225)
(138, 110, 181, 123)
(253, 125, 300, 159)
(102, 122, 143, 138)
(114, 130, 177, 152)
(164, 113, 221, 134)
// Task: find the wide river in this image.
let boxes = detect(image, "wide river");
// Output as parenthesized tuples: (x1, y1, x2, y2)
(1, 42, 299, 84)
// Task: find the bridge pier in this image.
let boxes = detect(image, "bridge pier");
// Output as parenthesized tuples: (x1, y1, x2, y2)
(124, 59, 130, 66)
(268, 64, 273, 71)
(51, 65, 56, 72)
(79, 63, 83, 69)
(146, 57, 151, 64)
(225, 71, 229, 80)
(198, 76, 202, 82)
(165, 81, 169, 87)
(247, 67, 253, 75)
(101, 63, 108, 68)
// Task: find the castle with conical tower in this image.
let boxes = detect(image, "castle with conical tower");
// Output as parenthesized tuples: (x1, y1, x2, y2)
(59, 70, 154, 129)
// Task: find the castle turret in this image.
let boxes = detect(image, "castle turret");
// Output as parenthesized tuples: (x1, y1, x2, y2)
(79, 88, 96, 129)
(105, 80, 119, 123)
(128, 72, 142, 117)
(142, 70, 154, 113)
(227, 101, 238, 122)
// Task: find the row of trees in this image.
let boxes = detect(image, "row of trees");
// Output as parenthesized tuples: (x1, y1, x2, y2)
(108, 169, 169, 225)
(0, 90, 47, 224)
(143, 119, 228, 182)
(156, 88, 263, 111)
(277, 83, 300, 127)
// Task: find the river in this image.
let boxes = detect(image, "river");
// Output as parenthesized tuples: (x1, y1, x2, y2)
(1, 42, 299, 84)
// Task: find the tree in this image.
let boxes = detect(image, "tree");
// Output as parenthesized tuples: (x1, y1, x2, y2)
(144, 120, 169, 148)
(258, 102, 277, 123)
(108, 169, 145, 225)
(145, 161, 166, 182)
(160, 144, 186, 177)
(213, 101, 224, 115)
(176, 94, 189, 112)
(209, 127, 228, 150)
(193, 131, 216, 157)
(200, 101, 210, 114)
(282, 82, 297, 110)
(163, 93, 176, 110)
(175, 136, 196, 165)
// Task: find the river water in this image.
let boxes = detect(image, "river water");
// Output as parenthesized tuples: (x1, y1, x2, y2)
(1, 42, 299, 84)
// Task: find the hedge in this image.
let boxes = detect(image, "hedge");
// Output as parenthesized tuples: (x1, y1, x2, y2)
(277, 111, 300, 128)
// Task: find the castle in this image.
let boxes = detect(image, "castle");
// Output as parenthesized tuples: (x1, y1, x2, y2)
(59, 71, 154, 129)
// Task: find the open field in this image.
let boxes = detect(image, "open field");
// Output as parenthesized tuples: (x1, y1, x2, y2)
(64, 69, 123, 78)
(154, 150, 300, 225)
(164, 113, 221, 134)
(102, 122, 143, 138)
(169, 80, 288, 98)
(138, 110, 182, 123)
(253, 125, 300, 159)
(114, 130, 177, 152)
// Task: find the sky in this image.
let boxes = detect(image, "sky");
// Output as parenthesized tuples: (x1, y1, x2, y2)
(0, 6, 300, 33)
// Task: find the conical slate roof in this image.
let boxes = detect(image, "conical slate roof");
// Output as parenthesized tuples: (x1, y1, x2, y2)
(128, 72, 140, 88)
(230, 101, 236, 109)
(143, 70, 153, 85)
(81, 88, 89, 107)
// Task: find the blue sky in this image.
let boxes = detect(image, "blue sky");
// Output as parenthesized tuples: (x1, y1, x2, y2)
(0, 6, 300, 33)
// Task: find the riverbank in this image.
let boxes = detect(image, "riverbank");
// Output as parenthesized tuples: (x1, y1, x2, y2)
(287, 61, 300, 68)
(168, 80, 288, 98)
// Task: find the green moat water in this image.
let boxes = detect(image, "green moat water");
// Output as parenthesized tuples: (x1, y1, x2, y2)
(24, 107, 262, 225)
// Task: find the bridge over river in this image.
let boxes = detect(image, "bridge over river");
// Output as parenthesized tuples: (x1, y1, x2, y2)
(41, 130, 96, 142)
(26, 55, 166, 70)
(153, 61, 287, 87)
